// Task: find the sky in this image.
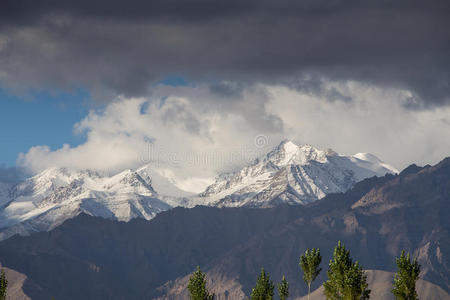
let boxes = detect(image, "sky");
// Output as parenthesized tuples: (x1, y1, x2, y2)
(1, 0, 450, 189)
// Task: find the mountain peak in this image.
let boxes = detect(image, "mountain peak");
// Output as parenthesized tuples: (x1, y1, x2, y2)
(274, 140, 301, 163)
(201, 140, 398, 207)
(266, 140, 327, 167)
(278, 139, 299, 149)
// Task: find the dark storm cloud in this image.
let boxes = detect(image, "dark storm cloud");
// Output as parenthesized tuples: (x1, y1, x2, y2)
(0, 0, 449, 106)
(209, 82, 245, 98)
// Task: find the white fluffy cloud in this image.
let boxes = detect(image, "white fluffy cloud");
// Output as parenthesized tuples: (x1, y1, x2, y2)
(17, 81, 450, 192)
(17, 86, 285, 191)
(266, 82, 450, 169)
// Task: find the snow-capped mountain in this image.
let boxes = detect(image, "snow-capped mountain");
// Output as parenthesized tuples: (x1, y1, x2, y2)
(0, 140, 398, 240)
(199, 140, 398, 207)
(0, 166, 183, 240)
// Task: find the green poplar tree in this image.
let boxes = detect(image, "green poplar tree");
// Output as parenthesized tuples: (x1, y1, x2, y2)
(323, 241, 370, 300)
(250, 268, 274, 300)
(277, 275, 289, 300)
(300, 248, 322, 300)
(187, 266, 214, 300)
(0, 268, 7, 300)
(392, 250, 420, 300)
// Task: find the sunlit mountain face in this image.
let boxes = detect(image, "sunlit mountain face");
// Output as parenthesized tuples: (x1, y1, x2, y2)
(0, 140, 397, 240)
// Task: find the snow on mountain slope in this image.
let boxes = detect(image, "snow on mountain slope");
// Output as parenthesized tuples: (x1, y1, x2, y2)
(0, 167, 175, 240)
(0, 182, 12, 207)
(136, 165, 195, 198)
(199, 140, 398, 207)
(0, 140, 398, 240)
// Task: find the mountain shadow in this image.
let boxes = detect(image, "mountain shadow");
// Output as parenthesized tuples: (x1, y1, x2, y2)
(0, 158, 448, 299)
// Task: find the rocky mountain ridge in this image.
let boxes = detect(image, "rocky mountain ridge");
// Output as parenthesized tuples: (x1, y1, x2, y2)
(0, 156, 447, 299)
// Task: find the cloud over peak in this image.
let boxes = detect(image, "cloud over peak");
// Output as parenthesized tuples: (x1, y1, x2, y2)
(17, 82, 450, 191)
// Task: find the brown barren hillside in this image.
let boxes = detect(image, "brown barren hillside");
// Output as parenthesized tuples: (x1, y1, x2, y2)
(0, 158, 448, 299)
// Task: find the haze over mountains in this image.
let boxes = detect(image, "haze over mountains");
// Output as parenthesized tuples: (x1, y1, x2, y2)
(0, 155, 447, 299)
(0, 141, 397, 240)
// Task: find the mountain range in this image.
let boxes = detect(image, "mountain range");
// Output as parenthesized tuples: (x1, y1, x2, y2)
(0, 140, 397, 240)
(0, 156, 448, 299)
(200, 141, 397, 207)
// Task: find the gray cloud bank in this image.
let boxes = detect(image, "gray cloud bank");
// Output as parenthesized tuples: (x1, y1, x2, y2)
(1, 0, 449, 106)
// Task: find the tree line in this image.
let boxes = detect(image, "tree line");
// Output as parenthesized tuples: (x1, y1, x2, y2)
(0, 268, 7, 300)
(0, 241, 422, 300)
(188, 241, 421, 300)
